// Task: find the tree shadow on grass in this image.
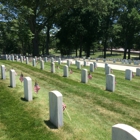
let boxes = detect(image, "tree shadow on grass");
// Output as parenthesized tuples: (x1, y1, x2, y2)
(44, 120, 57, 129)
(98, 53, 122, 58)
(8, 86, 12, 88)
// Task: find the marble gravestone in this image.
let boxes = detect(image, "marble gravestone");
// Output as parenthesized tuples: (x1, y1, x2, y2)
(20, 56, 23, 63)
(51, 62, 55, 73)
(58, 58, 61, 65)
(77, 61, 81, 69)
(106, 74, 115, 92)
(24, 77, 32, 101)
(84, 60, 87, 67)
(125, 69, 132, 80)
(105, 66, 111, 75)
(32, 59, 36, 67)
(63, 65, 69, 77)
(67, 60, 70, 67)
(1, 65, 6, 79)
(94, 62, 97, 69)
(81, 69, 88, 83)
(40, 60, 44, 70)
(136, 68, 140, 76)
(44, 57, 47, 62)
(90, 63, 94, 72)
(49, 90, 63, 128)
(10, 69, 16, 88)
(26, 57, 29, 64)
(112, 124, 140, 140)
(11, 55, 14, 61)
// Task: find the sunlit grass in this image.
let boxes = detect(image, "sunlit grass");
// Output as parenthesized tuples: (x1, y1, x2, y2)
(0, 60, 140, 140)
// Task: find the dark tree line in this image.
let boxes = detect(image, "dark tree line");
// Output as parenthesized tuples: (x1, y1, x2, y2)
(0, 0, 140, 58)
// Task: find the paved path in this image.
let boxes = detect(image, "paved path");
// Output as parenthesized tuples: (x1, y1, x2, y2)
(61, 59, 139, 72)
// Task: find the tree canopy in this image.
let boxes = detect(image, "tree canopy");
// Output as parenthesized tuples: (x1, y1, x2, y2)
(0, 0, 140, 58)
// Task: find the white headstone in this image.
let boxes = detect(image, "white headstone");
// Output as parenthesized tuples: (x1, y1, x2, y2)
(90, 63, 94, 72)
(106, 74, 115, 92)
(51, 57, 54, 63)
(49, 90, 63, 128)
(63, 65, 69, 77)
(1, 65, 6, 79)
(58, 58, 61, 65)
(67, 60, 70, 67)
(105, 66, 111, 75)
(16, 56, 18, 62)
(9, 55, 11, 61)
(20, 56, 23, 63)
(32, 59, 36, 67)
(81, 69, 88, 83)
(10, 69, 16, 88)
(51, 62, 55, 73)
(24, 77, 32, 101)
(40, 60, 44, 70)
(94, 62, 97, 69)
(136, 68, 140, 76)
(11, 55, 14, 61)
(112, 124, 140, 140)
(26, 57, 29, 64)
(125, 69, 132, 80)
(84, 60, 87, 67)
(77, 61, 81, 69)
(44, 57, 47, 62)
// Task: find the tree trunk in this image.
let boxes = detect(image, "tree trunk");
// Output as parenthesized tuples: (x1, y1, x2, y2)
(32, 33, 39, 56)
(123, 40, 127, 59)
(128, 44, 131, 59)
(103, 40, 107, 58)
(75, 47, 77, 57)
(86, 45, 91, 58)
(46, 25, 50, 55)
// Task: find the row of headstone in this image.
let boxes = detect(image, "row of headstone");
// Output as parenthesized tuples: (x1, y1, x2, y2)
(1, 65, 140, 139)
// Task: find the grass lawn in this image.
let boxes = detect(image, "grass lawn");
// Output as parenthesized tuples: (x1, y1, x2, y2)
(0, 60, 140, 140)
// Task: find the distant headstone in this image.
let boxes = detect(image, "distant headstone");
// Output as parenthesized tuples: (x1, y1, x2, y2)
(26, 57, 29, 64)
(16, 56, 18, 62)
(20, 56, 23, 63)
(39, 57, 42, 61)
(125, 69, 132, 80)
(84, 60, 87, 67)
(24, 77, 32, 101)
(10, 69, 16, 88)
(106, 74, 115, 92)
(94, 62, 97, 69)
(11, 55, 14, 61)
(105, 66, 111, 75)
(90, 63, 94, 72)
(1, 65, 6, 79)
(49, 90, 63, 128)
(5, 54, 8, 60)
(44, 57, 47, 62)
(77, 61, 81, 69)
(136, 68, 140, 76)
(63, 65, 69, 77)
(9, 55, 11, 61)
(51, 62, 55, 73)
(51, 57, 54, 63)
(112, 123, 140, 140)
(32, 59, 36, 67)
(40, 60, 44, 70)
(81, 69, 88, 83)
(105, 63, 108, 68)
(67, 60, 70, 67)
(58, 58, 61, 65)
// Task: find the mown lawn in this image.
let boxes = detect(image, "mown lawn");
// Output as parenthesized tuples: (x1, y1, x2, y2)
(0, 60, 140, 140)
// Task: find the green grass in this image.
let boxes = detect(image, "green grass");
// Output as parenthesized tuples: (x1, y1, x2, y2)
(0, 60, 140, 140)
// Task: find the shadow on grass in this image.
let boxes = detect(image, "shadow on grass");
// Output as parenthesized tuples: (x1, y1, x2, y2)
(44, 120, 57, 129)
(8, 85, 12, 88)
(98, 53, 122, 58)
(20, 96, 38, 102)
